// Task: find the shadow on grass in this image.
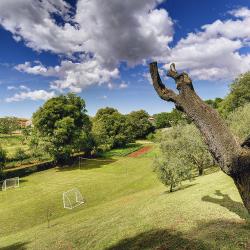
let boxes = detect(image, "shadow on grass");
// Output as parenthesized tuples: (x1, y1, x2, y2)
(202, 190, 250, 221)
(162, 183, 197, 195)
(57, 158, 117, 172)
(106, 219, 250, 250)
(192, 219, 250, 249)
(105, 229, 211, 250)
(0, 242, 29, 250)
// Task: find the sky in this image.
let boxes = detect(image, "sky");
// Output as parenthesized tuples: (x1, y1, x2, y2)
(0, 0, 250, 118)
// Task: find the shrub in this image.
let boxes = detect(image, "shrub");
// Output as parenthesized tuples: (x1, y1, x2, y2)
(14, 148, 28, 161)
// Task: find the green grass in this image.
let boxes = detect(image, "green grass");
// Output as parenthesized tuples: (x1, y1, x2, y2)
(0, 146, 249, 250)
(100, 143, 143, 158)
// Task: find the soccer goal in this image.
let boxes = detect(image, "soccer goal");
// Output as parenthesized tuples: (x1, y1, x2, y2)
(63, 188, 85, 209)
(2, 177, 20, 191)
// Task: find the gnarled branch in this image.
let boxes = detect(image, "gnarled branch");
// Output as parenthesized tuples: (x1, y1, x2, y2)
(150, 62, 178, 103)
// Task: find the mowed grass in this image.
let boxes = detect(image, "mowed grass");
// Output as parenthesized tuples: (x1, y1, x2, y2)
(0, 148, 249, 250)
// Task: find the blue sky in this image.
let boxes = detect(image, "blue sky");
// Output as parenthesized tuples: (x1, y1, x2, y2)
(0, 0, 250, 117)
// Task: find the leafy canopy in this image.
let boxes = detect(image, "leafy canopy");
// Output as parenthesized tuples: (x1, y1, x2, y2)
(32, 93, 92, 163)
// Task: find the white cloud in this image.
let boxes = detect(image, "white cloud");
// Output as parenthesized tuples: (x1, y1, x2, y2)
(19, 85, 31, 91)
(119, 82, 128, 89)
(0, 0, 174, 92)
(16, 59, 119, 92)
(6, 90, 55, 102)
(7, 86, 17, 90)
(165, 7, 250, 80)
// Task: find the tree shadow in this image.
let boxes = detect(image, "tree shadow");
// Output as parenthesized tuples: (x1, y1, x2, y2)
(57, 158, 117, 172)
(105, 229, 211, 250)
(202, 190, 250, 221)
(105, 219, 250, 250)
(0, 242, 29, 250)
(162, 183, 197, 195)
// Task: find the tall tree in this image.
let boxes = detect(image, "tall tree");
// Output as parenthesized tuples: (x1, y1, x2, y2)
(150, 62, 250, 213)
(32, 93, 92, 163)
(219, 72, 250, 116)
(126, 110, 154, 139)
(92, 107, 132, 150)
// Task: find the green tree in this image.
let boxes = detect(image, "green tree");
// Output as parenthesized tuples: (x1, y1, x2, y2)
(0, 146, 7, 179)
(0, 117, 20, 134)
(227, 103, 250, 143)
(32, 93, 92, 164)
(154, 134, 193, 192)
(126, 110, 154, 139)
(92, 107, 132, 150)
(153, 112, 172, 129)
(205, 98, 223, 109)
(219, 72, 250, 116)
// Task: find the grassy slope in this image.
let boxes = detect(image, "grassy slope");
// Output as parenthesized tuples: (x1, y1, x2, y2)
(0, 149, 249, 250)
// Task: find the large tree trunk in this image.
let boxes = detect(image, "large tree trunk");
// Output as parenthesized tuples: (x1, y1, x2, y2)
(149, 62, 250, 213)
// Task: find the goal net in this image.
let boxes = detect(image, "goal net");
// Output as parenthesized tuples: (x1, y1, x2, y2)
(63, 188, 85, 209)
(2, 177, 19, 191)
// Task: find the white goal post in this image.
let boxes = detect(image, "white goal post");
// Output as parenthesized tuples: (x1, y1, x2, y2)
(2, 177, 20, 191)
(63, 188, 85, 209)
(79, 157, 85, 169)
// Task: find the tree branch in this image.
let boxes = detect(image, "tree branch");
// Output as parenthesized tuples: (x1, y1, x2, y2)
(150, 62, 178, 103)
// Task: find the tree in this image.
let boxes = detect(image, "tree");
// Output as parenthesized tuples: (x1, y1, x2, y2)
(161, 124, 213, 176)
(153, 112, 172, 129)
(32, 93, 92, 164)
(126, 110, 154, 139)
(205, 98, 223, 109)
(150, 62, 250, 213)
(227, 103, 250, 143)
(219, 72, 250, 116)
(154, 134, 193, 192)
(0, 117, 19, 134)
(92, 107, 132, 150)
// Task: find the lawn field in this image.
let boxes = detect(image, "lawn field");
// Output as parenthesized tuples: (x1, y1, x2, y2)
(0, 147, 249, 250)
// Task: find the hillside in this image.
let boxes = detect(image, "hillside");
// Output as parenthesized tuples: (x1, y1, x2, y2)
(0, 149, 249, 250)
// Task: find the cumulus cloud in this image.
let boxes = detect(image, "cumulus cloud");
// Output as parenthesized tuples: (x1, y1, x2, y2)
(0, 0, 173, 92)
(166, 7, 250, 80)
(16, 59, 119, 92)
(6, 90, 55, 102)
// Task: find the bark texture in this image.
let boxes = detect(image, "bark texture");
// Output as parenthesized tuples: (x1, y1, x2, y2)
(150, 62, 250, 213)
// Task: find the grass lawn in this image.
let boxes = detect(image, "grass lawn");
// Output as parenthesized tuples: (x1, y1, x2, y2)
(0, 146, 249, 250)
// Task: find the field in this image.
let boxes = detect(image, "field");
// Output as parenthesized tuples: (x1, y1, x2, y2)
(0, 145, 249, 250)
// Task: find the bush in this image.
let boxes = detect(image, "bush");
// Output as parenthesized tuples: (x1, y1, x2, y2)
(14, 148, 28, 161)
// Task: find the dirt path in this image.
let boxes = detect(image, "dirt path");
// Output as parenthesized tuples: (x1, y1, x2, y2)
(128, 146, 152, 158)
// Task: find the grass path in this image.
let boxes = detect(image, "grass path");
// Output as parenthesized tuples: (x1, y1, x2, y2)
(0, 151, 249, 249)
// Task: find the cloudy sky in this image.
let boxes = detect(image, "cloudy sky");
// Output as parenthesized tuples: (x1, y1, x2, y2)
(0, 0, 250, 117)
